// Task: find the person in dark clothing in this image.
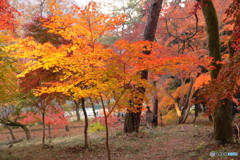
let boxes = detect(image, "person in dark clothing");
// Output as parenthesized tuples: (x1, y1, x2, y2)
(145, 106, 153, 129)
(232, 101, 239, 120)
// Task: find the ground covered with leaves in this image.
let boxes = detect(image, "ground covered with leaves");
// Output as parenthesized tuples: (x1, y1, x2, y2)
(0, 117, 239, 160)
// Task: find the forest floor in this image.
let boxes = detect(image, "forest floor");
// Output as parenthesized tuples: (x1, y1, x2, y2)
(0, 115, 239, 160)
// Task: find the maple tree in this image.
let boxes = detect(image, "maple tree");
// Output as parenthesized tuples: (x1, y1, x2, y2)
(8, 1, 128, 151)
(0, 0, 20, 33)
(8, 0, 76, 36)
(0, 31, 33, 140)
(19, 106, 68, 141)
(122, 0, 163, 133)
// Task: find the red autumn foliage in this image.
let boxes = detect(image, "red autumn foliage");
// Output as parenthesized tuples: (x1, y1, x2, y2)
(0, 0, 20, 32)
(92, 115, 121, 127)
(22, 15, 71, 45)
(19, 107, 68, 130)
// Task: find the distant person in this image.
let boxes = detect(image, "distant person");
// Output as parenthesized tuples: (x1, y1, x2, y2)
(145, 106, 153, 129)
(232, 101, 239, 121)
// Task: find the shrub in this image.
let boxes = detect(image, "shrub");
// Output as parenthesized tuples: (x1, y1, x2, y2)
(89, 121, 105, 133)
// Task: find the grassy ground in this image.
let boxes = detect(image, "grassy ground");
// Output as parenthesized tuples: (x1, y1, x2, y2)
(0, 117, 239, 160)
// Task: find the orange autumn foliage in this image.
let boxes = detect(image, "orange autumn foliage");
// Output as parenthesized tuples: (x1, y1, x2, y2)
(193, 73, 211, 90)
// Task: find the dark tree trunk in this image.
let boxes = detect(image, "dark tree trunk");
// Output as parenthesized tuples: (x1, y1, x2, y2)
(42, 111, 46, 145)
(197, 0, 221, 79)
(124, 111, 135, 133)
(197, 0, 232, 144)
(152, 81, 158, 127)
(213, 98, 233, 144)
(124, 108, 142, 133)
(208, 115, 213, 121)
(20, 124, 31, 140)
(5, 125, 16, 141)
(81, 98, 89, 148)
(65, 125, 70, 131)
(2, 120, 31, 140)
(124, 0, 163, 133)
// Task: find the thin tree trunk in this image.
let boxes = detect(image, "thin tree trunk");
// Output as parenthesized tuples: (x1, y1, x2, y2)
(5, 125, 16, 141)
(42, 111, 46, 145)
(152, 81, 158, 127)
(89, 97, 97, 118)
(81, 98, 88, 148)
(180, 78, 195, 123)
(178, 78, 187, 110)
(65, 125, 70, 131)
(48, 125, 51, 140)
(100, 95, 111, 160)
(74, 100, 81, 121)
(20, 124, 31, 140)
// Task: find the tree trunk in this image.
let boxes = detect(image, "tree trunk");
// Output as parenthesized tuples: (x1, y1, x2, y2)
(65, 125, 70, 131)
(152, 81, 158, 127)
(48, 125, 51, 140)
(89, 97, 97, 118)
(42, 111, 46, 145)
(5, 125, 16, 141)
(178, 78, 187, 110)
(81, 98, 88, 148)
(2, 120, 31, 140)
(197, 0, 232, 143)
(197, 0, 221, 79)
(213, 98, 232, 144)
(74, 99, 81, 121)
(124, 111, 135, 133)
(179, 78, 195, 123)
(100, 95, 111, 160)
(20, 124, 31, 140)
(124, 0, 163, 133)
(124, 108, 141, 133)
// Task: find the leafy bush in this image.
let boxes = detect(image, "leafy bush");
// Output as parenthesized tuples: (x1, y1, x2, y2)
(92, 115, 120, 127)
(89, 121, 105, 133)
(163, 110, 177, 124)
